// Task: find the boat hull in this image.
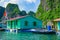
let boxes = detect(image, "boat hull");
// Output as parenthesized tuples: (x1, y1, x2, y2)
(18, 29, 56, 34)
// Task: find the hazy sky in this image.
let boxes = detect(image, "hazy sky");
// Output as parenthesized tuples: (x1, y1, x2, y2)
(0, 0, 40, 12)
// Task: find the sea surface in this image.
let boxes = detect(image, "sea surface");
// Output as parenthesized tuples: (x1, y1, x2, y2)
(0, 31, 60, 40)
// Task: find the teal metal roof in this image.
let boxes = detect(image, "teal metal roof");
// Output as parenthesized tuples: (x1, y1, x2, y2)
(6, 15, 42, 22)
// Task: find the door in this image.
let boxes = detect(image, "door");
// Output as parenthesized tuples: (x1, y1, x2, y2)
(58, 22, 60, 30)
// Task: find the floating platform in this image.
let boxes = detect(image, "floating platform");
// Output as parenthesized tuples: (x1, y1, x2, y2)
(5, 29, 56, 34)
(18, 29, 56, 34)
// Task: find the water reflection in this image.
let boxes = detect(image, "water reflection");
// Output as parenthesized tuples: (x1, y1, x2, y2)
(0, 32, 60, 40)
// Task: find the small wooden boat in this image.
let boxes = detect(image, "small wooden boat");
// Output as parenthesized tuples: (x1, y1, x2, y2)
(30, 29, 56, 34)
(0, 28, 5, 31)
(18, 29, 56, 34)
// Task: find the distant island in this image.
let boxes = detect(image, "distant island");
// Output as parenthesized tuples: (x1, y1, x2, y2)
(0, 3, 35, 22)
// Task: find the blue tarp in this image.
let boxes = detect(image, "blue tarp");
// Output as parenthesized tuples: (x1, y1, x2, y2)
(47, 25, 51, 31)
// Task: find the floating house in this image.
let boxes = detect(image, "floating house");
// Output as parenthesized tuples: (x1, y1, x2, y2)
(6, 15, 42, 30)
(53, 18, 60, 31)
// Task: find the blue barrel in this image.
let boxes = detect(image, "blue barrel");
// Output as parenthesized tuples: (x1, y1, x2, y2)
(47, 25, 51, 31)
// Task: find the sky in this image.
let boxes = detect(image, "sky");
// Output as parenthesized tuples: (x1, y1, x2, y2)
(0, 0, 40, 12)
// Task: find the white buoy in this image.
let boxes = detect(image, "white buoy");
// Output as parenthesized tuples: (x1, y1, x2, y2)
(10, 29, 13, 32)
(30, 29, 36, 31)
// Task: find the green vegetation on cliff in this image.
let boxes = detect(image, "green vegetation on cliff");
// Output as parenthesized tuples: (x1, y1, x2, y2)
(6, 3, 20, 18)
(6, 3, 35, 18)
(36, 0, 60, 24)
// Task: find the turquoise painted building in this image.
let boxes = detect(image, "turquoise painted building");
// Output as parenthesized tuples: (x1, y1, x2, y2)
(7, 15, 42, 29)
(53, 18, 60, 31)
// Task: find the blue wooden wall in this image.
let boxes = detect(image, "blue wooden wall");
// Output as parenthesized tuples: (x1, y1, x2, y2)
(7, 16, 42, 29)
(19, 16, 42, 29)
(57, 22, 60, 30)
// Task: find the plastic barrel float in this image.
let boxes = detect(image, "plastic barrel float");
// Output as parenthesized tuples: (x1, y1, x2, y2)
(47, 25, 51, 31)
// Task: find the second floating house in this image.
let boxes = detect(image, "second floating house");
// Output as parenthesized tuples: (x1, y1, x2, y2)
(53, 18, 60, 32)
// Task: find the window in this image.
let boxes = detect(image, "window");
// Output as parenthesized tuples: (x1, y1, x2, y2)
(16, 20, 18, 25)
(8, 21, 10, 27)
(14, 21, 15, 29)
(25, 21, 28, 26)
(11, 21, 12, 29)
(14, 20, 18, 29)
(33, 22, 36, 26)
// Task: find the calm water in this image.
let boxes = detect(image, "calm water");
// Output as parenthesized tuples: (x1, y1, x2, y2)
(0, 31, 60, 40)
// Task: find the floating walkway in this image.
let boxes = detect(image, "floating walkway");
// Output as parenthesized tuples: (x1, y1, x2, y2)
(18, 29, 56, 34)
(5, 29, 56, 34)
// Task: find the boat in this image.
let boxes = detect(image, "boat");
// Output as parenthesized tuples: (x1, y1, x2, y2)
(31, 29, 56, 34)
(0, 28, 5, 31)
(18, 29, 56, 34)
